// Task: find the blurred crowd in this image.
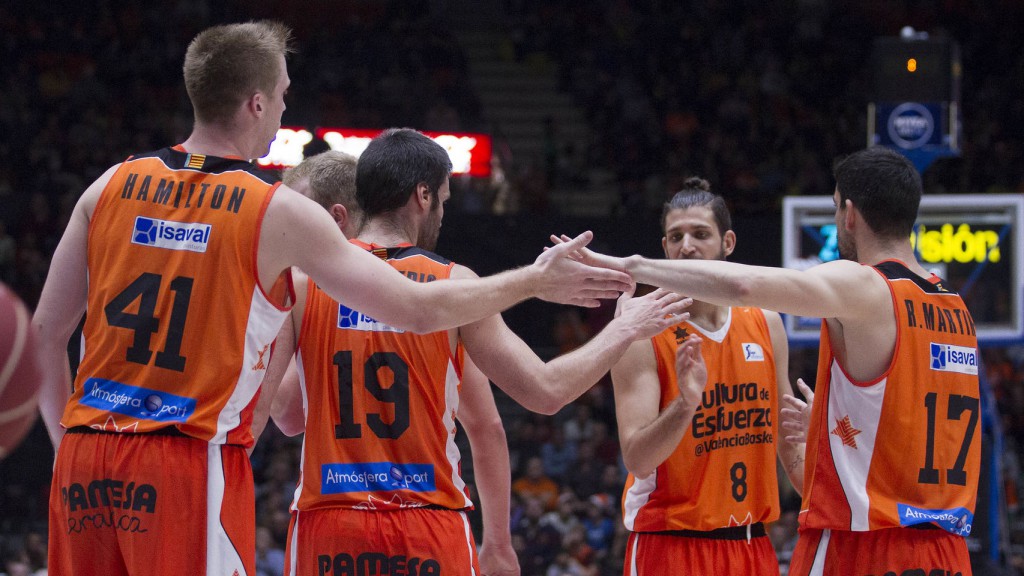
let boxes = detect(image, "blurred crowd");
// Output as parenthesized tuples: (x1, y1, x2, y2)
(2, 1, 1024, 574)
(506, 0, 1024, 215)
(0, 0, 481, 308)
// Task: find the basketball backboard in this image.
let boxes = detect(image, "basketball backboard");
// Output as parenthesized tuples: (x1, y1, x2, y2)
(783, 195, 1023, 344)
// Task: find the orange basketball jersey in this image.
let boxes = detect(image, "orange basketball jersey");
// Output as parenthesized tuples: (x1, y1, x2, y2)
(623, 307, 780, 532)
(800, 260, 980, 535)
(63, 147, 292, 446)
(292, 241, 471, 512)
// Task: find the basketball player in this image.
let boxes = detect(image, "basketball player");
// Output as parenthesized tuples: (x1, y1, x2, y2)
(249, 150, 364, 445)
(610, 178, 805, 575)
(560, 147, 981, 575)
(281, 150, 365, 237)
(32, 21, 632, 576)
(269, 148, 519, 576)
(269, 128, 690, 576)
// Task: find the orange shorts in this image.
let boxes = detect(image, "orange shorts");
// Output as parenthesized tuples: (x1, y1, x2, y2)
(788, 526, 971, 576)
(48, 429, 255, 576)
(284, 507, 480, 576)
(624, 525, 779, 576)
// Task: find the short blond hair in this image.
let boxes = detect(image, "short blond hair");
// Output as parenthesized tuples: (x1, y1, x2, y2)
(183, 20, 293, 124)
(283, 150, 361, 215)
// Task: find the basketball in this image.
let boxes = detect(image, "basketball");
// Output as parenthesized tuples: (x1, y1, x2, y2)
(0, 283, 42, 460)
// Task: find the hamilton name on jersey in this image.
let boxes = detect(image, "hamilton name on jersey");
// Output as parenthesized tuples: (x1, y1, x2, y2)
(119, 172, 248, 215)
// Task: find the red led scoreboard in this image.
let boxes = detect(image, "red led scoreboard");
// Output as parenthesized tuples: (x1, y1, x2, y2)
(256, 126, 493, 177)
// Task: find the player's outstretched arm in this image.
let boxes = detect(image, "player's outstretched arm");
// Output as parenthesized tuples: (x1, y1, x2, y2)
(613, 335, 705, 478)
(550, 234, 883, 322)
(457, 357, 519, 576)
(261, 191, 631, 334)
(625, 256, 886, 321)
(34, 165, 117, 450)
(526, 231, 634, 307)
(458, 265, 692, 415)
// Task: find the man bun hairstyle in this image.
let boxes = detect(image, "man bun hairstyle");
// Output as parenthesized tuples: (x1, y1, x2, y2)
(661, 177, 732, 235)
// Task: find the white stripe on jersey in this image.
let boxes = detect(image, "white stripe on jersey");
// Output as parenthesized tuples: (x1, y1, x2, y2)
(826, 360, 887, 531)
(288, 511, 301, 575)
(808, 528, 831, 575)
(290, 353, 309, 512)
(459, 511, 478, 576)
(628, 533, 641, 576)
(206, 445, 247, 576)
(443, 359, 471, 508)
(80, 269, 89, 366)
(622, 471, 657, 531)
(213, 285, 290, 444)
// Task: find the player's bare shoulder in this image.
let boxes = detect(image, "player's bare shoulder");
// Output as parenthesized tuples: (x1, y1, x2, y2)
(449, 263, 479, 280)
(79, 163, 122, 220)
(759, 308, 785, 336)
(808, 258, 891, 320)
(809, 257, 875, 278)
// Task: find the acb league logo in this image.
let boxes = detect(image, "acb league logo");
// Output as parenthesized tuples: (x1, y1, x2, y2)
(887, 103, 935, 149)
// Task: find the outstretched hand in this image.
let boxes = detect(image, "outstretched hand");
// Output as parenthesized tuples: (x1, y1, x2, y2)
(532, 231, 632, 307)
(614, 287, 692, 341)
(780, 378, 814, 444)
(674, 334, 706, 407)
(549, 233, 629, 272)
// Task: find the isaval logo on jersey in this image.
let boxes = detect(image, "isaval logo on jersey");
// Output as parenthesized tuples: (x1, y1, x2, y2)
(898, 503, 973, 536)
(321, 463, 435, 494)
(337, 304, 404, 333)
(131, 216, 211, 253)
(79, 377, 197, 423)
(929, 342, 978, 375)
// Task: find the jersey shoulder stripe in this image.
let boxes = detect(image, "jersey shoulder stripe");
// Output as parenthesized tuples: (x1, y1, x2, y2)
(129, 148, 278, 184)
(384, 246, 453, 266)
(874, 261, 957, 296)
